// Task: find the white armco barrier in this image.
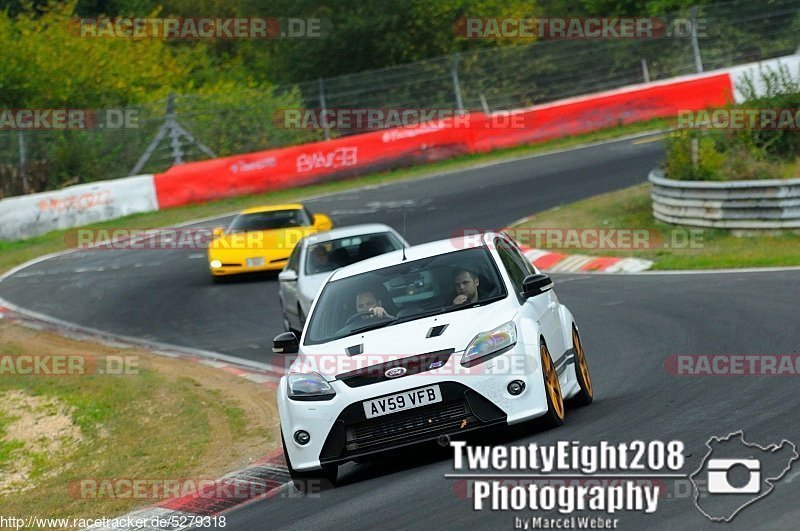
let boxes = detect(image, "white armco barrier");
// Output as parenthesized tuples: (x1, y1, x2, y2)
(728, 55, 800, 103)
(0, 175, 159, 241)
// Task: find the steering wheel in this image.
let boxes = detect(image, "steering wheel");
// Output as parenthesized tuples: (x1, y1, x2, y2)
(342, 310, 388, 328)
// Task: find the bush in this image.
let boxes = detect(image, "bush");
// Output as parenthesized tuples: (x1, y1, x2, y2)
(665, 64, 800, 181)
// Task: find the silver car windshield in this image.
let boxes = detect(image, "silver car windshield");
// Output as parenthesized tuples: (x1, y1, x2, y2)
(304, 247, 507, 345)
(305, 232, 404, 275)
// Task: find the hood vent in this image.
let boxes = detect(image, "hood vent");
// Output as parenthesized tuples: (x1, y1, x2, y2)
(346, 344, 364, 356)
(426, 324, 449, 338)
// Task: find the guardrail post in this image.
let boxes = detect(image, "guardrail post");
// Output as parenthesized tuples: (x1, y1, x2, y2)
(690, 6, 704, 72)
(641, 58, 651, 83)
(318, 78, 331, 140)
(166, 95, 184, 165)
(479, 93, 490, 114)
(17, 131, 28, 193)
(451, 53, 465, 115)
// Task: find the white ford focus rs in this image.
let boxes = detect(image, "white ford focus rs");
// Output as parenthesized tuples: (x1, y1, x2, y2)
(273, 231, 593, 491)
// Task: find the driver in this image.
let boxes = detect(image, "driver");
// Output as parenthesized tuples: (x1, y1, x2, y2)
(356, 290, 394, 319)
(452, 269, 480, 305)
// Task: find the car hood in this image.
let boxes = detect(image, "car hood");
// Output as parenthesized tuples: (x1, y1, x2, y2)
(299, 273, 329, 304)
(295, 303, 515, 379)
(210, 227, 316, 253)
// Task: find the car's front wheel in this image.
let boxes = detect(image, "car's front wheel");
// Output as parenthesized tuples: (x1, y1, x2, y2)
(539, 340, 565, 428)
(281, 434, 337, 494)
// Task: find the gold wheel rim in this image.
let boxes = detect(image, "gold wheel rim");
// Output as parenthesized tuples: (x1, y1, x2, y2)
(573, 329, 593, 397)
(541, 344, 564, 419)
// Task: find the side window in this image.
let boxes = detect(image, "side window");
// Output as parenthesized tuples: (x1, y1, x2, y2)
(495, 239, 528, 296)
(385, 232, 404, 250)
(303, 208, 315, 226)
(506, 238, 537, 275)
(287, 242, 302, 272)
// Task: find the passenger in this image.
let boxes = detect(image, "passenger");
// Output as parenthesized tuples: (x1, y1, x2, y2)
(452, 269, 480, 305)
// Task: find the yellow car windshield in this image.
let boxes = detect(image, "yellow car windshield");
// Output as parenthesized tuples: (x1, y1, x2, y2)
(228, 210, 309, 232)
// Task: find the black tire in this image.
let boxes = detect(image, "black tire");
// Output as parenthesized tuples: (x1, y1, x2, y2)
(566, 325, 594, 408)
(538, 340, 565, 428)
(282, 433, 337, 494)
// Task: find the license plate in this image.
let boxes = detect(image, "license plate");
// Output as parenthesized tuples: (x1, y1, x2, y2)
(246, 257, 265, 267)
(363, 385, 442, 419)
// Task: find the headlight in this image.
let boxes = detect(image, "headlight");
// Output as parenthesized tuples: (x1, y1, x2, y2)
(461, 322, 517, 367)
(209, 260, 222, 269)
(287, 372, 336, 400)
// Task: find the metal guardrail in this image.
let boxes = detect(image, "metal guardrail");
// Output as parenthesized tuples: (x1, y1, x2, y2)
(648, 168, 800, 228)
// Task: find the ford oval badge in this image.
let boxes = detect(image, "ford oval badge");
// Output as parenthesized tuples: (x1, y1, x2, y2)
(385, 367, 407, 378)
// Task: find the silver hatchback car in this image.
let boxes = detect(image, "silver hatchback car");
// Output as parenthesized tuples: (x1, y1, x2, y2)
(278, 224, 409, 334)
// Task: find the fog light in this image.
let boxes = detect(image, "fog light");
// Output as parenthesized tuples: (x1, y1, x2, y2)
(294, 430, 310, 445)
(210, 260, 222, 269)
(507, 380, 525, 396)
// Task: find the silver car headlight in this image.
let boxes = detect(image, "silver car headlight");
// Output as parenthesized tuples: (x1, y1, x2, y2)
(461, 322, 517, 367)
(287, 372, 336, 401)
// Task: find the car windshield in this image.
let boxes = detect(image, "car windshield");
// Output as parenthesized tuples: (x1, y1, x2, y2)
(228, 209, 309, 232)
(304, 247, 506, 345)
(305, 232, 404, 275)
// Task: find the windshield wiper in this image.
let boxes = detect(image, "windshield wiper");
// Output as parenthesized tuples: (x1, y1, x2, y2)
(346, 319, 397, 336)
(393, 307, 447, 324)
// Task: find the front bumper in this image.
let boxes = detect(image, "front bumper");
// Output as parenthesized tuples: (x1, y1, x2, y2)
(210, 259, 288, 276)
(279, 343, 549, 471)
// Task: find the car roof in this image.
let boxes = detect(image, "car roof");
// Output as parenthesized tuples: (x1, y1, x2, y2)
(302, 224, 400, 246)
(240, 203, 304, 215)
(328, 232, 501, 281)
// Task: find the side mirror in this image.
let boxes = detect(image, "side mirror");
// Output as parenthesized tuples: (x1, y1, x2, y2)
(278, 269, 298, 282)
(273, 332, 299, 354)
(313, 213, 333, 231)
(522, 273, 554, 298)
(212, 227, 224, 238)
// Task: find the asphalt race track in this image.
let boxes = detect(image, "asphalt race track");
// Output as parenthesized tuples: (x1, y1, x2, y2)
(2, 133, 798, 529)
(0, 135, 663, 365)
(226, 270, 800, 530)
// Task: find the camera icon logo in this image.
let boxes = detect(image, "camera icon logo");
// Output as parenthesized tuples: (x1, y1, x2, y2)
(690, 431, 797, 522)
(706, 458, 760, 494)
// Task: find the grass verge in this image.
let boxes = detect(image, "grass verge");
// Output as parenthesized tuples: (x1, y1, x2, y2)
(509, 183, 800, 269)
(0, 118, 672, 275)
(0, 320, 277, 525)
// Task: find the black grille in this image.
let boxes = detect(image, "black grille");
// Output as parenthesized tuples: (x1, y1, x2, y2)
(319, 382, 507, 464)
(337, 349, 454, 388)
(346, 401, 476, 453)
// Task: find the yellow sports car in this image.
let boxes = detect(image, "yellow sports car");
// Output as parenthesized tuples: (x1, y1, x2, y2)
(208, 203, 333, 280)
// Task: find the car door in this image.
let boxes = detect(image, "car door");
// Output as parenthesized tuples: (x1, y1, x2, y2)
(494, 238, 566, 364)
(280, 242, 303, 330)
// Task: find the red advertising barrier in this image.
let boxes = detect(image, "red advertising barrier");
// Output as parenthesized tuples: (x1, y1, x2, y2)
(153, 73, 734, 209)
(471, 73, 734, 152)
(153, 114, 485, 209)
